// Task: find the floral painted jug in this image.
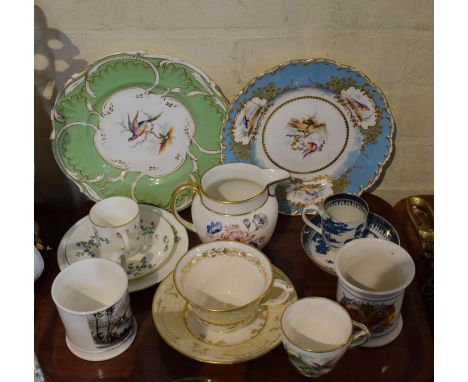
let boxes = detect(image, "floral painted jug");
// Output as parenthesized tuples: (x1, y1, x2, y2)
(170, 163, 290, 249)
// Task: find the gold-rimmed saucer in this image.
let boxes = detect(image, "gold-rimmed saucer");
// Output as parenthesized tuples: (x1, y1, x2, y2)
(152, 266, 297, 364)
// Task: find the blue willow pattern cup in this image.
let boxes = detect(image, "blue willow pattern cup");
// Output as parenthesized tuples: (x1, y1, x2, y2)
(301, 193, 369, 249)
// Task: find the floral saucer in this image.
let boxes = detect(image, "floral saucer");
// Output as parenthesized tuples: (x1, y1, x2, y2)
(301, 212, 400, 275)
(152, 266, 297, 364)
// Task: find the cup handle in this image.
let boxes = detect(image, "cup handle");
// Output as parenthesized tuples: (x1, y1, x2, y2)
(261, 279, 293, 307)
(301, 204, 323, 234)
(170, 182, 200, 233)
(107, 251, 128, 272)
(349, 321, 371, 348)
(117, 230, 131, 252)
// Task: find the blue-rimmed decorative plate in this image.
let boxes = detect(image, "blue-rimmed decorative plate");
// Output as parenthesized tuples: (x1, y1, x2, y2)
(301, 212, 400, 275)
(222, 59, 395, 215)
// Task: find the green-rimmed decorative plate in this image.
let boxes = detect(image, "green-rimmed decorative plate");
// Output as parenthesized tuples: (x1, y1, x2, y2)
(222, 59, 395, 215)
(51, 52, 228, 210)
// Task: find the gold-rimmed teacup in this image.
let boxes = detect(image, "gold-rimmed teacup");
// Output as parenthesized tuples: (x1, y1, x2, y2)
(173, 241, 293, 331)
(281, 297, 370, 377)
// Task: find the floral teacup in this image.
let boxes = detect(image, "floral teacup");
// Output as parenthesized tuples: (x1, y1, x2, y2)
(281, 297, 370, 377)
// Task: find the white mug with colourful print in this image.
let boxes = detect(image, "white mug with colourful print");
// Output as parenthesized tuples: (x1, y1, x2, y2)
(302, 193, 369, 249)
(335, 238, 415, 347)
(281, 297, 370, 378)
(51, 258, 137, 361)
(89, 196, 141, 268)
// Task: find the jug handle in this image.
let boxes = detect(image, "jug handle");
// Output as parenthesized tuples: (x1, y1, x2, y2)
(170, 182, 200, 233)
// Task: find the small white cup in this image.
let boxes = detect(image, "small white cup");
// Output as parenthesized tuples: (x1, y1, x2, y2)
(51, 258, 137, 361)
(335, 238, 415, 343)
(89, 196, 141, 268)
(281, 297, 370, 377)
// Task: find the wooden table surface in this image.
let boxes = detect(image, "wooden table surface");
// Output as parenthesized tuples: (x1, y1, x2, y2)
(34, 193, 434, 382)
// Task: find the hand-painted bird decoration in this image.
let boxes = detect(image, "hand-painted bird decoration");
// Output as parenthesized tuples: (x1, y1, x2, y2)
(302, 141, 318, 158)
(156, 127, 174, 155)
(288, 116, 326, 134)
(345, 98, 370, 121)
(127, 111, 163, 141)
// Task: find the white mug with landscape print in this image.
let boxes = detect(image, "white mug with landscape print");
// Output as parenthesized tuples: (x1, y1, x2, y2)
(51, 258, 137, 361)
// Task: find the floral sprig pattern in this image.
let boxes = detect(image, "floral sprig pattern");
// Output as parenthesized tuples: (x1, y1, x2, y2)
(75, 231, 110, 257)
(140, 220, 156, 236)
(127, 256, 149, 278)
(206, 214, 269, 247)
(162, 235, 170, 251)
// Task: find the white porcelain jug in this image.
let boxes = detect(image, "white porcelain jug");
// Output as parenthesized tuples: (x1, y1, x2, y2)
(170, 163, 290, 249)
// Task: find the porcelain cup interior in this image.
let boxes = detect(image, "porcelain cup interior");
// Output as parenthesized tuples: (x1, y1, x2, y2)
(173, 241, 289, 328)
(89, 196, 139, 229)
(281, 297, 353, 352)
(174, 241, 273, 311)
(322, 193, 369, 224)
(335, 238, 415, 296)
(52, 258, 128, 314)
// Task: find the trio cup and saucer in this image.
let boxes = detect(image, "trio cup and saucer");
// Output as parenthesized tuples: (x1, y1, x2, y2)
(57, 197, 189, 292)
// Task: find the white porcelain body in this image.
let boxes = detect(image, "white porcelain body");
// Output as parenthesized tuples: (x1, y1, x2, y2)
(170, 163, 290, 249)
(335, 238, 415, 340)
(281, 297, 370, 378)
(51, 258, 136, 360)
(302, 193, 369, 249)
(89, 196, 141, 261)
(173, 241, 293, 329)
(34, 246, 44, 281)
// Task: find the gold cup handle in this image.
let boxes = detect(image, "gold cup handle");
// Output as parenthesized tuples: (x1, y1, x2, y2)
(349, 321, 371, 348)
(170, 182, 200, 233)
(261, 279, 294, 307)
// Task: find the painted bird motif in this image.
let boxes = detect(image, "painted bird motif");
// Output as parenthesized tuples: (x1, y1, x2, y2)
(288, 116, 326, 134)
(127, 111, 163, 141)
(156, 127, 174, 155)
(302, 141, 318, 158)
(345, 98, 370, 120)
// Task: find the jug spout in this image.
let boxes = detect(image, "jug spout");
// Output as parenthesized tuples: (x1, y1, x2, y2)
(261, 169, 290, 194)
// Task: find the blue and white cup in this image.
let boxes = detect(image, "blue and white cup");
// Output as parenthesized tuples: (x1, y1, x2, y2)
(301, 193, 369, 249)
